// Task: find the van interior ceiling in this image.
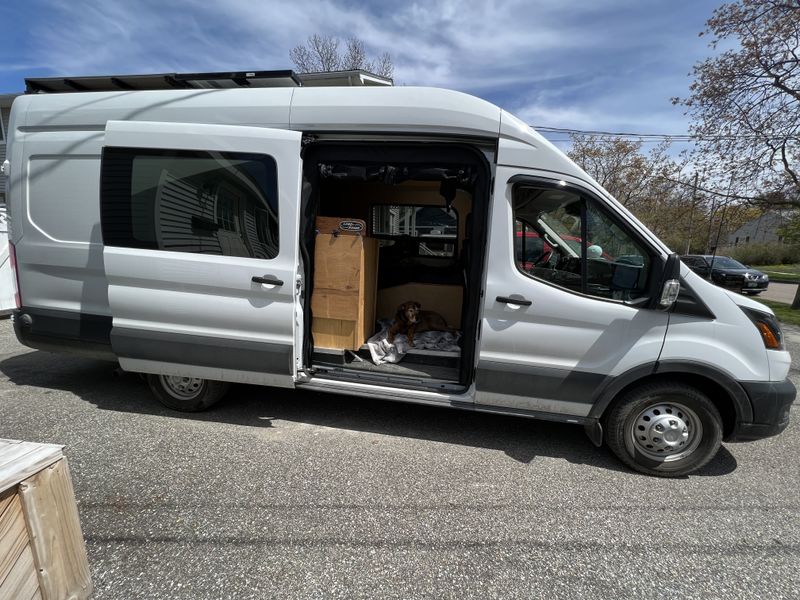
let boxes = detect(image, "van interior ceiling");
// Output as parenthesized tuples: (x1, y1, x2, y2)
(300, 144, 490, 391)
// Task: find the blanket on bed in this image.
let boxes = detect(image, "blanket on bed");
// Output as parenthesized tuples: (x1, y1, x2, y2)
(366, 319, 461, 365)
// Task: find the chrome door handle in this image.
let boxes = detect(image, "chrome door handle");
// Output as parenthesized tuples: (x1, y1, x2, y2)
(496, 296, 532, 306)
(252, 276, 284, 286)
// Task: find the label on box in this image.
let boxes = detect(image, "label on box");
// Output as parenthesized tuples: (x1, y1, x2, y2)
(339, 220, 364, 233)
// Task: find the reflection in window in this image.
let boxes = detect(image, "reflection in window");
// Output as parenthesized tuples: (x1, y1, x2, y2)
(513, 185, 650, 301)
(101, 148, 279, 259)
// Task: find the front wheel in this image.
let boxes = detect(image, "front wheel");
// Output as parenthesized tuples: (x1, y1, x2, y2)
(147, 374, 231, 412)
(604, 382, 723, 477)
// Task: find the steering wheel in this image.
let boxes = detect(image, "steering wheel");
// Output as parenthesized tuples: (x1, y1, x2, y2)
(532, 249, 554, 267)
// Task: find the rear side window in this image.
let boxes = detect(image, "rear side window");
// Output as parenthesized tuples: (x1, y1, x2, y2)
(371, 204, 458, 257)
(101, 147, 279, 259)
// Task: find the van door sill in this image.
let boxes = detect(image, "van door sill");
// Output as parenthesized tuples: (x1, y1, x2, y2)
(298, 373, 471, 404)
(309, 367, 465, 394)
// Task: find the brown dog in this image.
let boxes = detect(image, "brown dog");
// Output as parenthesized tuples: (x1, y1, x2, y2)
(387, 301, 456, 346)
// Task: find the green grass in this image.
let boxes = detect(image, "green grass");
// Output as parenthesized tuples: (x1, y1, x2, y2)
(751, 264, 800, 283)
(755, 299, 800, 327)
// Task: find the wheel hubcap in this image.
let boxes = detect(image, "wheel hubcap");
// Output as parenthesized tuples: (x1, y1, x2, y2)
(628, 402, 702, 462)
(160, 375, 204, 400)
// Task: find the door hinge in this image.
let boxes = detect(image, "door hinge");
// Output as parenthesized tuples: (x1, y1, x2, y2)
(301, 135, 317, 147)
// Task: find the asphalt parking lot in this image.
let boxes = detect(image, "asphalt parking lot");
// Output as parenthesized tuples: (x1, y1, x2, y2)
(759, 281, 798, 304)
(1, 319, 799, 600)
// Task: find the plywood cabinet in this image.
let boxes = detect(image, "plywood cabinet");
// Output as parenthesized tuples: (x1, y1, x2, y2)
(311, 217, 379, 350)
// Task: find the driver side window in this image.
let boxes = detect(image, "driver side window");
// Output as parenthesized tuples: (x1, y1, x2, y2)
(513, 185, 651, 301)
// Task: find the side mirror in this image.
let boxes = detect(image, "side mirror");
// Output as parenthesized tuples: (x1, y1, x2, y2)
(658, 279, 681, 310)
(653, 253, 681, 310)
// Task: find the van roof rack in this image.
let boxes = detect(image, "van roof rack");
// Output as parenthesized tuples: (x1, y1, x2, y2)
(25, 70, 301, 94)
(24, 69, 393, 94)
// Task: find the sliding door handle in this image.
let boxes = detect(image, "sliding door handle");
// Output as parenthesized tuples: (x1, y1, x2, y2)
(252, 276, 284, 286)
(496, 295, 532, 306)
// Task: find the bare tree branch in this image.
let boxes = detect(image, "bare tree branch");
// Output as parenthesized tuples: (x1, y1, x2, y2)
(289, 34, 394, 79)
(676, 0, 800, 205)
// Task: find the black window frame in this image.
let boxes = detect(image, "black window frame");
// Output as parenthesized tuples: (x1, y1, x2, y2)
(510, 176, 661, 304)
(100, 146, 279, 259)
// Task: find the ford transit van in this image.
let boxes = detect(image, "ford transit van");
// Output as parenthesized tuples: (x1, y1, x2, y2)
(3, 71, 794, 476)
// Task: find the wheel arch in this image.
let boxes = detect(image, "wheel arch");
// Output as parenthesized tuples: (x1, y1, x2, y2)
(589, 361, 752, 440)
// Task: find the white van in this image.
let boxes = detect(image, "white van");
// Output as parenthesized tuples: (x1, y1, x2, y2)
(3, 71, 794, 477)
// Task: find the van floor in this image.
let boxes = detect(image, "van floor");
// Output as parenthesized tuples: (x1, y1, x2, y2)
(312, 348, 459, 382)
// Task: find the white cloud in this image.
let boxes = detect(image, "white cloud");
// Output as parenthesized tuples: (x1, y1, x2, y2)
(18, 0, 718, 134)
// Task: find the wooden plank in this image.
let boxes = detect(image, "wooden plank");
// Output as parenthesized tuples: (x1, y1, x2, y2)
(361, 237, 379, 344)
(315, 216, 366, 236)
(313, 233, 363, 290)
(312, 318, 357, 350)
(0, 441, 63, 495)
(377, 283, 463, 326)
(311, 290, 360, 320)
(0, 491, 32, 587)
(0, 488, 13, 519)
(0, 544, 39, 600)
(19, 459, 92, 600)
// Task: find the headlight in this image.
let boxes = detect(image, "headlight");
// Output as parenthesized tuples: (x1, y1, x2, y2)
(740, 306, 784, 350)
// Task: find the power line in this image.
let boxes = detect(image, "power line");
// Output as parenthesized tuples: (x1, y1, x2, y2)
(533, 125, 800, 141)
(533, 125, 694, 140)
(546, 138, 695, 144)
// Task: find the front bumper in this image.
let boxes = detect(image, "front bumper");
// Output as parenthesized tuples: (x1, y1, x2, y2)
(742, 280, 769, 291)
(728, 379, 795, 441)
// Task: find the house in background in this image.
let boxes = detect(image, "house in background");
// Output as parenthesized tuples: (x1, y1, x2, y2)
(728, 211, 793, 246)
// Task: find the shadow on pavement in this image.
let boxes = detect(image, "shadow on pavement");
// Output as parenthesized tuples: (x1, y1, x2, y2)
(0, 349, 737, 477)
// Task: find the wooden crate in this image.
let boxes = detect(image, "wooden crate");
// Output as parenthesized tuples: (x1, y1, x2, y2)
(0, 439, 92, 600)
(312, 216, 379, 350)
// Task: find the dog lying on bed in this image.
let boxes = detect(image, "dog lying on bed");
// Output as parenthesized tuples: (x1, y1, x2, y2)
(387, 301, 457, 346)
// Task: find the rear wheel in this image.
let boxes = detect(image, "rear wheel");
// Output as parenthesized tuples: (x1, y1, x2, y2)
(605, 382, 723, 477)
(147, 374, 230, 412)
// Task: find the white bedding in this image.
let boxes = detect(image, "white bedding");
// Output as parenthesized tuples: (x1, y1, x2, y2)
(366, 319, 461, 365)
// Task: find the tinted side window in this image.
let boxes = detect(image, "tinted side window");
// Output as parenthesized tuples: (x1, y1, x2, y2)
(101, 148, 279, 259)
(513, 185, 651, 301)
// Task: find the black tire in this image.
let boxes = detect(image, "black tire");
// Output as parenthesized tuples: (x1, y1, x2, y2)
(604, 382, 723, 477)
(146, 374, 230, 412)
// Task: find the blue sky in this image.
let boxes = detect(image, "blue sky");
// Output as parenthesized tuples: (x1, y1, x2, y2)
(1, 0, 722, 145)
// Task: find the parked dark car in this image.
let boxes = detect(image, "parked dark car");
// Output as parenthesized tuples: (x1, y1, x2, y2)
(681, 254, 769, 295)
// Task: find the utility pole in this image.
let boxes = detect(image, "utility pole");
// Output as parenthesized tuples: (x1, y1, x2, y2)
(686, 171, 699, 255)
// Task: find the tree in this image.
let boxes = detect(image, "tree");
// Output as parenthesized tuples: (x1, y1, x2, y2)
(674, 1, 800, 205)
(567, 134, 759, 253)
(289, 35, 394, 79)
(569, 136, 692, 249)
